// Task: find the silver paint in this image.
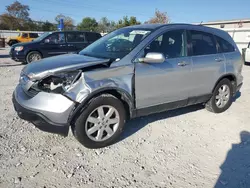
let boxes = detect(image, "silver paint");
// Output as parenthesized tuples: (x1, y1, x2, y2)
(14, 24, 244, 127)
(14, 84, 75, 124)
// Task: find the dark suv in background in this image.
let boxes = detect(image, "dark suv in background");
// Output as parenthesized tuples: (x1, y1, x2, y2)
(9, 31, 102, 63)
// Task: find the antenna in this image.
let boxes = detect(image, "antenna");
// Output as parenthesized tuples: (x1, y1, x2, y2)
(199, 21, 203, 25)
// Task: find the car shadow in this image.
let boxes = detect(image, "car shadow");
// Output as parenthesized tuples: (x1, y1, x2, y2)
(0, 55, 10, 58)
(233, 91, 241, 102)
(119, 104, 204, 142)
(214, 131, 250, 188)
(0, 63, 23, 67)
(119, 93, 242, 142)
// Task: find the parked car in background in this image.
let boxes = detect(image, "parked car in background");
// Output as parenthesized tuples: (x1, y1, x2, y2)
(244, 42, 250, 64)
(6, 32, 39, 46)
(12, 24, 243, 148)
(9, 31, 102, 64)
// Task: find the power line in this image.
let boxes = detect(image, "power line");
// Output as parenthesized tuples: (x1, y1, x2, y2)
(31, 0, 151, 18)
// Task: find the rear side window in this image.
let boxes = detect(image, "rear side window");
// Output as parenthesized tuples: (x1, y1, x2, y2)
(67, 32, 85, 43)
(29, 33, 39, 38)
(190, 30, 217, 56)
(85, 33, 102, 42)
(215, 36, 235, 53)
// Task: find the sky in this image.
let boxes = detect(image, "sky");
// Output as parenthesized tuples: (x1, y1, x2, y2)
(0, 0, 250, 25)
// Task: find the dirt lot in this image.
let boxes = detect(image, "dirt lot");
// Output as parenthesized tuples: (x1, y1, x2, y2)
(0, 48, 250, 188)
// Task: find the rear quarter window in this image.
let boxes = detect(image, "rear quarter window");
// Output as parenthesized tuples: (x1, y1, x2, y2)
(215, 36, 235, 53)
(29, 33, 39, 38)
(67, 32, 86, 42)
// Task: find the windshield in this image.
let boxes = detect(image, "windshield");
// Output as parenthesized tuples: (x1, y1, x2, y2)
(32, 32, 51, 42)
(79, 28, 152, 59)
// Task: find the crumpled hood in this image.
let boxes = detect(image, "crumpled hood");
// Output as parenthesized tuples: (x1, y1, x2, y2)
(22, 54, 110, 80)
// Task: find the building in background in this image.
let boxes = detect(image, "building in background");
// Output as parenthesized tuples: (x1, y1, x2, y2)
(199, 19, 250, 29)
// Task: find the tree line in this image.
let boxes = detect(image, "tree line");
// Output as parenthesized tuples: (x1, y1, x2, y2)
(0, 1, 170, 32)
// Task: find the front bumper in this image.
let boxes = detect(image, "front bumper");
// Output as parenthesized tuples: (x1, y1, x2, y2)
(9, 48, 26, 62)
(12, 85, 76, 136)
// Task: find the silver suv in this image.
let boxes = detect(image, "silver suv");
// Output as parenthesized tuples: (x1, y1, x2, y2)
(13, 24, 243, 148)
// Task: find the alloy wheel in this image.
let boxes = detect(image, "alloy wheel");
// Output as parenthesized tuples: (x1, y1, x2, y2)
(215, 84, 230, 108)
(85, 105, 120, 142)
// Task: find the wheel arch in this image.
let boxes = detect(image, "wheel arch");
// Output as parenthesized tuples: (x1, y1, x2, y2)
(212, 74, 237, 94)
(26, 50, 43, 58)
(8, 39, 19, 45)
(69, 87, 134, 125)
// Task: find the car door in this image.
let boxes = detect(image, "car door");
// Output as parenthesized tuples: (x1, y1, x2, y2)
(40, 32, 68, 57)
(66, 32, 88, 54)
(21, 33, 29, 43)
(135, 29, 192, 109)
(188, 30, 225, 97)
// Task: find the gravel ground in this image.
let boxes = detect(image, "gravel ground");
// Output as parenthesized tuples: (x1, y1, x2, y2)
(0, 48, 250, 188)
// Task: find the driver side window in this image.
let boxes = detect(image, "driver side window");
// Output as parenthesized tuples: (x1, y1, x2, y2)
(145, 30, 186, 59)
(45, 33, 65, 44)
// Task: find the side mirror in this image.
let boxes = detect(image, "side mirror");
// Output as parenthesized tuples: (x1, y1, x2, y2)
(139, 52, 165, 63)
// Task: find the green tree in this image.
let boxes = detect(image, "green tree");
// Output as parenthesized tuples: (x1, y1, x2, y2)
(116, 16, 140, 29)
(0, 1, 30, 30)
(129, 16, 141, 26)
(77, 17, 98, 31)
(97, 17, 116, 33)
(41, 21, 56, 31)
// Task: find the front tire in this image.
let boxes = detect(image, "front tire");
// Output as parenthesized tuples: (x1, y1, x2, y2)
(26, 51, 42, 63)
(72, 94, 126, 149)
(205, 79, 233, 113)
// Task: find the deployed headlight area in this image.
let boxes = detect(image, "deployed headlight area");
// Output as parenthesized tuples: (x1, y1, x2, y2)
(35, 70, 82, 94)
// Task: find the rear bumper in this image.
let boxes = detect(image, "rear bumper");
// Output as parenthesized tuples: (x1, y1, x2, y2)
(236, 83, 243, 92)
(12, 85, 76, 136)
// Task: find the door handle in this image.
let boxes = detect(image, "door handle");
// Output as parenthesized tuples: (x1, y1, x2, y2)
(59, 44, 66, 47)
(67, 44, 74, 47)
(215, 58, 223, 62)
(178, 61, 188, 66)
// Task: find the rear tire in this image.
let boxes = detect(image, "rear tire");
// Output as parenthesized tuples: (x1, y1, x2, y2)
(26, 51, 42, 63)
(8, 40, 18, 46)
(72, 94, 126, 149)
(205, 79, 233, 113)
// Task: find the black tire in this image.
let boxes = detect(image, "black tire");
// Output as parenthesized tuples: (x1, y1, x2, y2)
(72, 94, 126, 149)
(205, 79, 233, 113)
(8, 40, 18, 46)
(26, 51, 42, 63)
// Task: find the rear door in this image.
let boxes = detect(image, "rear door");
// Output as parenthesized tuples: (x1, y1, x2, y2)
(66, 32, 88, 53)
(21, 33, 30, 43)
(188, 30, 225, 97)
(40, 32, 68, 57)
(215, 35, 243, 82)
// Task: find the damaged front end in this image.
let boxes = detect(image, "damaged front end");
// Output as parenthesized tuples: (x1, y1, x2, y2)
(13, 53, 134, 137)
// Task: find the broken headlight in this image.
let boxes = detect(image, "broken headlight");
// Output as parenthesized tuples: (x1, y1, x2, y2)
(38, 70, 82, 93)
